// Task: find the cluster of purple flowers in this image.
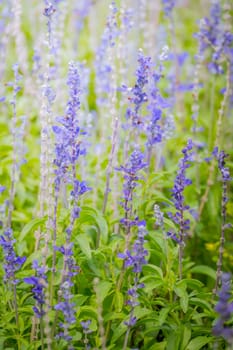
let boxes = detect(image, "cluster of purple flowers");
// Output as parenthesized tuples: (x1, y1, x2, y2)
(146, 63, 170, 149)
(24, 260, 47, 318)
(123, 48, 172, 163)
(213, 273, 233, 344)
(52, 62, 90, 345)
(118, 150, 148, 330)
(125, 50, 151, 128)
(95, 2, 119, 106)
(215, 148, 231, 231)
(218, 150, 231, 183)
(167, 139, 193, 244)
(0, 228, 26, 284)
(162, 0, 176, 18)
(117, 149, 147, 228)
(119, 224, 148, 274)
(74, 0, 93, 33)
(53, 243, 80, 347)
(80, 319, 92, 349)
(196, 1, 233, 75)
(53, 62, 87, 194)
(119, 224, 148, 328)
(54, 279, 76, 341)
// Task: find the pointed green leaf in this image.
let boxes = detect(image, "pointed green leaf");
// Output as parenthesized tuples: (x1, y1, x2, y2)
(186, 336, 212, 350)
(19, 217, 46, 242)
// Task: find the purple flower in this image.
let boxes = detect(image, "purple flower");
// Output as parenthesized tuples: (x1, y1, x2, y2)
(119, 225, 148, 329)
(24, 260, 47, 318)
(217, 151, 231, 182)
(0, 228, 26, 284)
(162, 0, 176, 17)
(54, 277, 77, 336)
(168, 139, 193, 243)
(154, 204, 164, 227)
(54, 243, 80, 341)
(117, 150, 147, 215)
(53, 62, 90, 196)
(52, 62, 90, 346)
(0, 185, 5, 193)
(213, 273, 233, 344)
(119, 225, 148, 274)
(146, 67, 168, 148)
(81, 319, 93, 335)
(126, 50, 152, 128)
(196, 1, 233, 76)
(95, 2, 119, 105)
(43, 2, 56, 17)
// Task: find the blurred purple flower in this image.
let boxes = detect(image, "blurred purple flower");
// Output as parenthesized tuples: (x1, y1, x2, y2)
(213, 273, 233, 344)
(168, 139, 193, 243)
(0, 228, 26, 284)
(24, 260, 47, 318)
(162, 0, 176, 17)
(126, 50, 152, 128)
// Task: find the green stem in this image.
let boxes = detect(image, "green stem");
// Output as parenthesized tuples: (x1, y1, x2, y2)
(40, 315, 45, 350)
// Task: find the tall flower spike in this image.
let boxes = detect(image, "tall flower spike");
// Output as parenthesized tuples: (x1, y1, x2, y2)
(24, 260, 47, 319)
(53, 62, 91, 348)
(146, 47, 170, 166)
(95, 2, 118, 106)
(213, 273, 233, 345)
(214, 150, 231, 294)
(0, 228, 26, 284)
(80, 320, 93, 350)
(120, 224, 148, 350)
(196, 0, 233, 75)
(117, 149, 147, 235)
(126, 49, 151, 129)
(167, 139, 193, 279)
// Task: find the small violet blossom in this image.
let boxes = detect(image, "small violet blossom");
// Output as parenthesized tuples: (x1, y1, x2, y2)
(24, 260, 47, 318)
(167, 139, 193, 244)
(125, 50, 152, 129)
(117, 150, 147, 229)
(213, 273, 233, 344)
(119, 224, 148, 327)
(0, 228, 26, 284)
(162, 0, 176, 17)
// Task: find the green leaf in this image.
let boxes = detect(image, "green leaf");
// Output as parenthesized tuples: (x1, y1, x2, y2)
(104, 312, 124, 322)
(78, 306, 98, 320)
(167, 330, 181, 350)
(180, 325, 191, 349)
(112, 321, 127, 343)
(180, 294, 189, 314)
(189, 297, 212, 312)
(76, 234, 92, 259)
(134, 307, 152, 320)
(23, 251, 44, 268)
(114, 290, 124, 312)
(72, 332, 82, 341)
(79, 206, 109, 244)
(175, 281, 189, 313)
(182, 279, 203, 291)
(149, 342, 167, 350)
(19, 217, 46, 242)
(94, 280, 112, 303)
(142, 264, 163, 279)
(158, 307, 171, 326)
(190, 266, 216, 280)
(73, 294, 89, 307)
(186, 336, 212, 350)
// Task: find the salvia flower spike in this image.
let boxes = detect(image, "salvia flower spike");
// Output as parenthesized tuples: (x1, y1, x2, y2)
(167, 139, 193, 279)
